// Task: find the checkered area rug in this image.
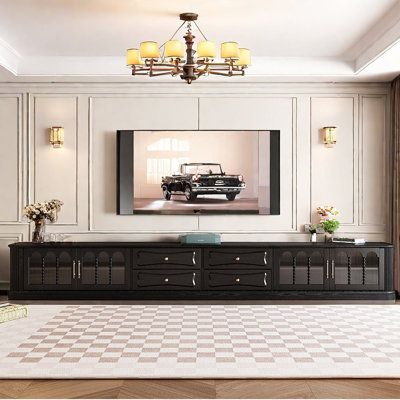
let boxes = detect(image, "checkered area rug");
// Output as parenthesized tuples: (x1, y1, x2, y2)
(1, 304, 400, 378)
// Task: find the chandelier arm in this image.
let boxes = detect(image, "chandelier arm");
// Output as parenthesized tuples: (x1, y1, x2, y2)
(151, 62, 179, 68)
(149, 71, 175, 77)
(192, 21, 208, 41)
(150, 67, 176, 72)
(208, 70, 232, 77)
(203, 62, 237, 67)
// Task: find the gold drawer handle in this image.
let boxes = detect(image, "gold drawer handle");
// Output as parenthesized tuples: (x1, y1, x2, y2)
(235, 277, 240, 283)
(235, 257, 240, 261)
(164, 278, 169, 283)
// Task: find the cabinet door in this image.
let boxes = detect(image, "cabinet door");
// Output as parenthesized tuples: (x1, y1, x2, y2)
(330, 248, 384, 290)
(77, 248, 131, 290)
(24, 248, 76, 290)
(274, 248, 329, 290)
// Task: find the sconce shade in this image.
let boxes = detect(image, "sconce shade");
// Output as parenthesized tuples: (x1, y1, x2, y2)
(126, 48, 144, 65)
(164, 40, 185, 58)
(235, 48, 251, 66)
(221, 42, 239, 59)
(50, 127, 64, 148)
(139, 41, 160, 59)
(197, 41, 216, 58)
(323, 126, 337, 147)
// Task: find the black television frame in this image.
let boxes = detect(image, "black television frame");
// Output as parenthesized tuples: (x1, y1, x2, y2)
(117, 130, 280, 215)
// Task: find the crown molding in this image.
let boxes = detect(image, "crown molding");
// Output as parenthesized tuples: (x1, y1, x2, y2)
(0, 37, 20, 75)
(343, 1, 400, 73)
(14, 55, 353, 79)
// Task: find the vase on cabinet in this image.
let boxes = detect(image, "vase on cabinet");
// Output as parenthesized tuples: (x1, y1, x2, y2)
(32, 219, 46, 243)
(324, 232, 335, 242)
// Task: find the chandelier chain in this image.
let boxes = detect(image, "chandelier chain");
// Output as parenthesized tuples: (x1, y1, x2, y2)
(160, 20, 187, 49)
(193, 21, 208, 41)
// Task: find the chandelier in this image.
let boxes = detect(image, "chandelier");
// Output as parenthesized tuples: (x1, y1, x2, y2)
(126, 13, 251, 84)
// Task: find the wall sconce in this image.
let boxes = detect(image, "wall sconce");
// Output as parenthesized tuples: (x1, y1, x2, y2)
(50, 127, 64, 148)
(323, 126, 337, 147)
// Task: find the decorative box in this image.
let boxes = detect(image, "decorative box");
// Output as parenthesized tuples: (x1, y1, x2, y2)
(0, 303, 28, 324)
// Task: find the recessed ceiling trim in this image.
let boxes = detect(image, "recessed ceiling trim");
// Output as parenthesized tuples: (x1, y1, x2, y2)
(16, 55, 353, 77)
(0, 37, 20, 75)
(346, 1, 400, 73)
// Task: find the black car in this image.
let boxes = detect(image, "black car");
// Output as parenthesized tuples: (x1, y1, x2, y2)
(161, 163, 246, 201)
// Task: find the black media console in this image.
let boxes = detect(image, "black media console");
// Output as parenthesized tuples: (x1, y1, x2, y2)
(8, 242, 395, 300)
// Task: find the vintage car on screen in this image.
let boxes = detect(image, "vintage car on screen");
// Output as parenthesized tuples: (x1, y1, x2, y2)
(161, 163, 246, 201)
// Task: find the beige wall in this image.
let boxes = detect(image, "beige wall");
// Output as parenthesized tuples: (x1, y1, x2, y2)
(0, 83, 391, 288)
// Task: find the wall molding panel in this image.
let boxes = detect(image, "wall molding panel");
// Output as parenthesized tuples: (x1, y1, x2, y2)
(29, 94, 79, 226)
(310, 95, 358, 227)
(359, 95, 387, 228)
(0, 94, 23, 223)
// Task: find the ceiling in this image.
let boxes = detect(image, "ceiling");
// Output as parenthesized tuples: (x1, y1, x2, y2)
(0, 0, 400, 82)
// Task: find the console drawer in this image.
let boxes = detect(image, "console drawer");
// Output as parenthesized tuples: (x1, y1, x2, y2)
(133, 269, 199, 290)
(204, 270, 272, 290)
(205, 248, 272, 269)
(135, 248, 200, 269)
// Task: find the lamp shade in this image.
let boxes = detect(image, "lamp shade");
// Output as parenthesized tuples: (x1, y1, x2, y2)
(221, 42, 239, 59)
(323, 126, 337, 147)
(164, 40, 185, 58)
(126, 48, 144, 65)
(139, 41, 160, 59)
(50, 127, 64, 148)
(235, 48, 251, 66)
(197, 41, 216, 58)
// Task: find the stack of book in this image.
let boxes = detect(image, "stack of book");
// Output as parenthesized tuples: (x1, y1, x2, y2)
(0, 303, 28, 324)
(332, 237, 366, 245)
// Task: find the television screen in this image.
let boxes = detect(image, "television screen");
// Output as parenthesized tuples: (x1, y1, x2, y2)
(117, 130, 280, 215)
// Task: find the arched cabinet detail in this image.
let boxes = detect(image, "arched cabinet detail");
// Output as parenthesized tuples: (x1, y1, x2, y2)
(24, 248, 74, 290)
(274, 248, 328, 290)
(330, 248, 384, 290)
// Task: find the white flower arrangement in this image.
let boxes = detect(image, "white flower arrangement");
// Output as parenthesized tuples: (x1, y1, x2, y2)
(23, 199, 63, 223)
(316, 206, 339, 222)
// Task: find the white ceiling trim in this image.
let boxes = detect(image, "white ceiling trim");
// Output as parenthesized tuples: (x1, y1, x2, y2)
(16, 55, 353, 78)
(0, 37, 20, 75)
(355, 19, 400, 73)
(343, 1, 400, 73)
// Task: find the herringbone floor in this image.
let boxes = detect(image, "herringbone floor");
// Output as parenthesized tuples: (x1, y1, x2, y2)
(1, 379, 400, 399)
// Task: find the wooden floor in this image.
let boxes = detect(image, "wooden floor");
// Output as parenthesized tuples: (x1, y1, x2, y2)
(1, 379, 400, 399)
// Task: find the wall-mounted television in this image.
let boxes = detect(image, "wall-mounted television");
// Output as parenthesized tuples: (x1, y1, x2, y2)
(117, 130, 280, 215)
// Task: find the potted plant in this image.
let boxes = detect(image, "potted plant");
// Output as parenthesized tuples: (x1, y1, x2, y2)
(23, 200, 63, 242)
(316, 206, 340, 242)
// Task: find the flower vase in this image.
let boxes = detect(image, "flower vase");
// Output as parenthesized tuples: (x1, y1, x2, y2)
(325, 232, 335, 242)
(32, 219, 46, 243)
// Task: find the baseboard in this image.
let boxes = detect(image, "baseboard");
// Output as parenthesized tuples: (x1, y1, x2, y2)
(0, 281, 9, 291)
